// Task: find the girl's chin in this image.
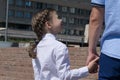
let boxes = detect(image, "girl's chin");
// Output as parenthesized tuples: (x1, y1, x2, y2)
(56, 30, 62, 34)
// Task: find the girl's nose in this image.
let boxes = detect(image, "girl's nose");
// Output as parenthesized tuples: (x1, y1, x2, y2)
(60, 19, 62, 22)
(60, 19, 63, 26)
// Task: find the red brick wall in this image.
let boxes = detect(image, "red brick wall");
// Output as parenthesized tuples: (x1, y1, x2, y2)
(0, 47, 100, 80)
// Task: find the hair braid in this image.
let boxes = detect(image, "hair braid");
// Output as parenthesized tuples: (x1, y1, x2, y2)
(32, 10, 47, 40)
(27, 8, 56, 58)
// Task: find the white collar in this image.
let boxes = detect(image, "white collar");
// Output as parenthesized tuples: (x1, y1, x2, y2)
(42, 33, 56, 40)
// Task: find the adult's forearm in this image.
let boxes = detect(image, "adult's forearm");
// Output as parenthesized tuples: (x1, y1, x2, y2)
(88, 7, 104, 54)
(88, 21, 102, 53)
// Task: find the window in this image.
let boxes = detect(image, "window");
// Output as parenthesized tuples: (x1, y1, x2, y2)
(16, 0, 24, 7)
(75, 18, 79, 25)
(62, 17, 67, 23)
(15, 11, 24, 18)
(86, 10, 91, 16)
(0, 23, 5, 28)
(81, 9, 85, 15)
(8, 10, 14, 17)
(24, 12, 31, 18)
(79, 19, 83, 25)
(62, 6, 67, 12)
(70, 7, 75, 13)
(9, 0, 14, 5)
(47, 4, 53, 8)
(78, 9, 81, 14)
(78, 9, 84, 15)
(36, 2, 42, 9)
(66, 29, 70, 35)
(42, 3, 47, 9)
(79, 31, 83, 36)
(81, 19, 89, 25)
(53, 5, 59, 11)
(61, 29, 66, 34)
(76, 30, 79, 36)
(69, 18, 74, 24)
(70, 30, 74, 35)
(73, 30, 76, 35)
(25, 1, 32, 8)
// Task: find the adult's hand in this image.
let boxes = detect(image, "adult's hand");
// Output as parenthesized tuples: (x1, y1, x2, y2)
(86, 52, 99, 65)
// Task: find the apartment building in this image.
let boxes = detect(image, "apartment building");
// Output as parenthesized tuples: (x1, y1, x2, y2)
(0, 0, 91, 44)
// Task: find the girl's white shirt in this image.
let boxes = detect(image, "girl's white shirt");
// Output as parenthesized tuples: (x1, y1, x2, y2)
(32, 33, 88, 80)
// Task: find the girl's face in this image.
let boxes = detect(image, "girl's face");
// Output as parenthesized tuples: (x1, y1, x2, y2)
(46, 11, 62, 34)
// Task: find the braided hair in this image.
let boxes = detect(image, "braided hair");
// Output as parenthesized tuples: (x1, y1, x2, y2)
(28, 8, 56, 58)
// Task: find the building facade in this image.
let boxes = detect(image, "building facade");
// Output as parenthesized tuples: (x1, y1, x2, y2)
(0, 0, 91, 44)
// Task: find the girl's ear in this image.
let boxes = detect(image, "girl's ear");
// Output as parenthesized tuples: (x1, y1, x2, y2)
(45, 21, 52, 29)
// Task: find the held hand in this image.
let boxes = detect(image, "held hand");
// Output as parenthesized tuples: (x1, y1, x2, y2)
(86, 52, 99, 65)
(87, 57, 99, 73)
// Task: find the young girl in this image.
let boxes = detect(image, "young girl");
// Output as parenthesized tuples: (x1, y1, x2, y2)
(28, 8, 99, 80)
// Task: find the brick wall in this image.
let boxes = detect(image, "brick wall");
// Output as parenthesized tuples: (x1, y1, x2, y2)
(0, 47, 100, 80)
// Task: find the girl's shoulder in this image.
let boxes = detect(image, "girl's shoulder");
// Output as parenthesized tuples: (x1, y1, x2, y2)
(54, 40, 67, 49)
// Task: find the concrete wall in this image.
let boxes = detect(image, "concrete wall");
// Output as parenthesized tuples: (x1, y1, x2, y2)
(0, 47, 100, 80)
(0, 41, 13, 48)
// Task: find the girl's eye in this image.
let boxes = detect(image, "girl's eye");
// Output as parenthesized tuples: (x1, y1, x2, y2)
(58, 15, 62, 19)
